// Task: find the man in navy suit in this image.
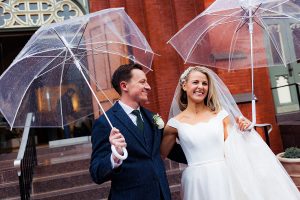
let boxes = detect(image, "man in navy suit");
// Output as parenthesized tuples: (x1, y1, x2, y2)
(89, 63, 186, 200)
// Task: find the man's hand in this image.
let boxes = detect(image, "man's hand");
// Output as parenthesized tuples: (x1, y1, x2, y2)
(109, 128, 127, 163)
(236, 116, 252, 131)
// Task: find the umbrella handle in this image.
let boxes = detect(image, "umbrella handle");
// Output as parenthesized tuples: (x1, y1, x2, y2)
(247, 122, 255, 131)
(247, 99, 257, 130)
(111, 145, 128, 160)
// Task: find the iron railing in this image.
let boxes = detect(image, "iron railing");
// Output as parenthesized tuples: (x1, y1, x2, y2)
(254, 124, 273, 146)
(14, 113, 37, 200)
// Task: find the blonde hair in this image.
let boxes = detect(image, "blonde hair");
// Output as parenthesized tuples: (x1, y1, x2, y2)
(178, 66, 222, 112)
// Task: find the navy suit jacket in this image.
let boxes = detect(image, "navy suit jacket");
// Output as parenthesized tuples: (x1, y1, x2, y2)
(89, 102, 186, 200)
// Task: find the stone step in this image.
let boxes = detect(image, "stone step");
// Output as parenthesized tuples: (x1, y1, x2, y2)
(4, 196, 21, 200)
(33, 170, 93, 193)
(0, 181, 20, 199)
(0, 160, 15, 172)
(0, 152, 18, 162)
(1, 163, 182, 200)
(0, 141, 91, 164)
(0, 142, 183, 200)
(0, 145, 91, 184)
(37, 143, 91, 158)
(31, 180, 182, 200)
(0, 168, 18, 184)
(166, 169, 182, 186)
(34, 154, 90, 177)
(170, 184, 181, 200)
(32, 182, 111, 200)
(33, 167, 182, 194)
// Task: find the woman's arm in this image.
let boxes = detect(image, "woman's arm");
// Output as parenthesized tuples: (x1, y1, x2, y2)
(223, 116, 230, 141)
(160, 125, 178, 159)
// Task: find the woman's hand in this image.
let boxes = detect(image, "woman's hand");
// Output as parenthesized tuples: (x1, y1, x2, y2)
(236, 116, 251, 131)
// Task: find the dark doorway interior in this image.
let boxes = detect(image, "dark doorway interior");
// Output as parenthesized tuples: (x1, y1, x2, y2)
(0, 32, 33, 75)
(0, 32, 36, 151)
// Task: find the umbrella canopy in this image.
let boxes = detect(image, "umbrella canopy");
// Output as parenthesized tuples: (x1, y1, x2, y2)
(0, 8, 154, 128)
(168, 0, 300, 69)
(168, 0, 300, 125)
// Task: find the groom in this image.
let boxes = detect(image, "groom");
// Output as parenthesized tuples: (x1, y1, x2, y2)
(89, 63, 186, 200)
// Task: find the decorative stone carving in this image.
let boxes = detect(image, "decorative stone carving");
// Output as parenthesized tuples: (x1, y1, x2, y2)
(0, 0, 88, 28)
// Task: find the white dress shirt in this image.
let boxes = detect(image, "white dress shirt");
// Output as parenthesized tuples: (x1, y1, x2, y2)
(110, 100, 143, 168)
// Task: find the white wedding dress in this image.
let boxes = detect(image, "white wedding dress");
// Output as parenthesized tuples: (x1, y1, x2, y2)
(167, 109, 300, 200)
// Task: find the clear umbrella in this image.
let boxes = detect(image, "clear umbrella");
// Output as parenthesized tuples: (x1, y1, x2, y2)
(168, 0, 300, 127)
(0, 7, 154, 160)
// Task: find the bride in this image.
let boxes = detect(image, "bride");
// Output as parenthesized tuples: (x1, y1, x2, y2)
(160, 66, 300, 200)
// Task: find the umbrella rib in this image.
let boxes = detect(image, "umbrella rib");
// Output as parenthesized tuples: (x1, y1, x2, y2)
(256, 16, 287, 65)
(262, 0, 290, 13)
(35, 44, 152, 77)
(258, 7, 300, 22)
(167, 11, 208, 43)
(81, 33, 150, 54)
(125, 15, 150, 52)
(35, 50, 70, 78)
(206, 13, 245, 18)
(10, 50, 67, 128)
(59, 51, 69, 128)
(78, 40, 154, 53)
(185, 9, 242, 62)
(228, 12, 247, 71)
(0, 48, 66, 79)
(236, 3, 263, 32)
(167, 7, 240, 44)
(75, 47, 153, 71)
(78, 64, 114, 105)
(51, 28, 115, 128)
(16, 47, 66, 60)
(70, 22, 89, 45)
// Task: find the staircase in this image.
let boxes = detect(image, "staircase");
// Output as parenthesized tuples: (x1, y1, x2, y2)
(0, 142, 182, 200)
(0, 150, 20, 200)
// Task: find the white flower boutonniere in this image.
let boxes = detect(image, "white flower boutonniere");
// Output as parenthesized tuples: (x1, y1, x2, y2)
(153, 114, 165, 129)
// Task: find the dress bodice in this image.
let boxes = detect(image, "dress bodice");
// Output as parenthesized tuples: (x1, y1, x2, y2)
(167, 109, 229, 166)
(167, 109, 300, 200)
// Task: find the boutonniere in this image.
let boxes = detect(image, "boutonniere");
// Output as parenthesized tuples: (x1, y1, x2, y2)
(153, 114, 165, 129)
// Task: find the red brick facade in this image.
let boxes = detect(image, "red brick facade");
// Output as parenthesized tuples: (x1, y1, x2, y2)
(89, 0, 282, 153)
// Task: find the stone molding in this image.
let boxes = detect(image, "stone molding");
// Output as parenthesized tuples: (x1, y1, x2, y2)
(0, 0, 89, 29)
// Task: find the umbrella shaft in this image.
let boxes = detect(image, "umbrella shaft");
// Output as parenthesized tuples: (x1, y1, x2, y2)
(248, 9, 256, 124)
(78, 67, 114, 129)
(54, 33, 114, 129)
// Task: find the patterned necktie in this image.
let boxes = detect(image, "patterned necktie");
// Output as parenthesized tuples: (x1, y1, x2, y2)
(131, 110, 144, 131)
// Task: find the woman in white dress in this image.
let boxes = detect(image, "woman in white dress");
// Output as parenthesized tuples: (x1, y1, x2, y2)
(160, 66, 300, 200)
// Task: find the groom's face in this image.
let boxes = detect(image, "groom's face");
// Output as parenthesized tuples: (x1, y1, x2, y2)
(125, 69, 151, 103)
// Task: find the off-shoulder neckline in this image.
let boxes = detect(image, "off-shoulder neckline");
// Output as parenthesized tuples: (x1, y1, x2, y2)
(171, 109, 226, 126)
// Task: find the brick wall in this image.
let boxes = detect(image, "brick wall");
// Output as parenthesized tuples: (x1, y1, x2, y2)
(89, 0, 282, 153)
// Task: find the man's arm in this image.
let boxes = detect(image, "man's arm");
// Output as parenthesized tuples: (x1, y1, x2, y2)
(89, 118, 118, 184)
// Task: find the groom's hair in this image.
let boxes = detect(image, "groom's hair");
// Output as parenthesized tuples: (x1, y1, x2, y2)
(111, 63, 143, 95)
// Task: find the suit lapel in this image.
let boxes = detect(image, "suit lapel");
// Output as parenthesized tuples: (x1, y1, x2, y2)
(112, 102, 148, 153)
(140, 107, 160, 156)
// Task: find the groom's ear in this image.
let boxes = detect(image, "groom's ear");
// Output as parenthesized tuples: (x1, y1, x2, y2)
(120, 81, 128, 92)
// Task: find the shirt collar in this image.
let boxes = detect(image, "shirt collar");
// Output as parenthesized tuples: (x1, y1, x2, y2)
(118, 100, 140, 115)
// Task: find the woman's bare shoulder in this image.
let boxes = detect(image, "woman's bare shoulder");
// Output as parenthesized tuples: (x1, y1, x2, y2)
(173, 111, 187, 122)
